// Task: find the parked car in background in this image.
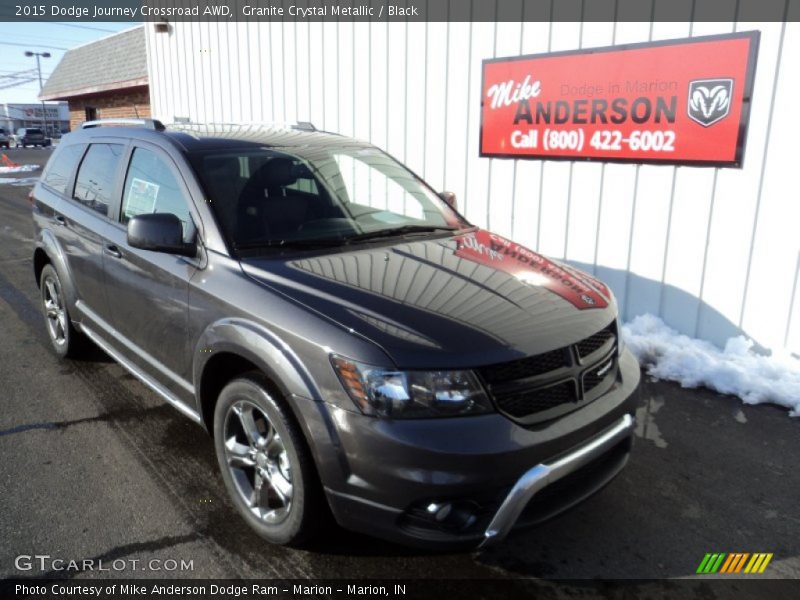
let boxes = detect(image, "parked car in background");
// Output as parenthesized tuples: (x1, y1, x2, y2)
(31, 118, 640, 549)
(0, 128, 10, 148)
(16, 127, 50, 147)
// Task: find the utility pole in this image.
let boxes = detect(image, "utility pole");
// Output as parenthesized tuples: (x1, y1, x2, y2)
(25, 51, 51, 138)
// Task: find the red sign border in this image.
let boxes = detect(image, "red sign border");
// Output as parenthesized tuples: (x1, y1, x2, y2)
(479, 31, 761, 168)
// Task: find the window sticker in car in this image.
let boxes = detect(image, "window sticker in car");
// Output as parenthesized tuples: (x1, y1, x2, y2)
(125, 178, 160, 218)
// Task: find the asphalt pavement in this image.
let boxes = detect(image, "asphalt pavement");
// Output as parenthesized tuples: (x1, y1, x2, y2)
(0, 148, 798, 588)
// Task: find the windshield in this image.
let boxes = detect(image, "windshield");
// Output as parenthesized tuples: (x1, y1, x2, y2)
(190, 145, 469, 252)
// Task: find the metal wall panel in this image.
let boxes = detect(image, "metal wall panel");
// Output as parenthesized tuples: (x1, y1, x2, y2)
(146, 16, 800, 355)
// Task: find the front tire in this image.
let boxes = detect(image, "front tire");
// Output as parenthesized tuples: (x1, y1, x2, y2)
(213, 373, 324, 546)
(39, 264, 86, 358)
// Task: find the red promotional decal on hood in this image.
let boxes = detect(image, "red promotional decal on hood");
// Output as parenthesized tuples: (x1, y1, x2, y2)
(559, 262, 611, 299)
(454, 230, 608, 310)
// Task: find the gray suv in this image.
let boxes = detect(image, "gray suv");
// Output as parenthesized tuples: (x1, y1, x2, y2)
(32, 119, 640, 548)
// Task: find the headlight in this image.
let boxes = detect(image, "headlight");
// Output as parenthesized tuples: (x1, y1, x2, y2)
(331, 355, 493, 418)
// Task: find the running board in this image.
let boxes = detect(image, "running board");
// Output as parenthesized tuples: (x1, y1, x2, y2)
(81, 326, 202, 424)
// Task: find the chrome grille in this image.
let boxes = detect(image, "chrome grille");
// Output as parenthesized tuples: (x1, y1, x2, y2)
(479, 347, 568, 385)
(478, 321, 618, 423)
(582, 357, 616, 395)
(576, 324, 616, 359)
(494, 381, 578, 418)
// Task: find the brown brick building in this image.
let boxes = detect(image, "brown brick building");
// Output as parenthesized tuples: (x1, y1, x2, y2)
(39, 26, 149, 131)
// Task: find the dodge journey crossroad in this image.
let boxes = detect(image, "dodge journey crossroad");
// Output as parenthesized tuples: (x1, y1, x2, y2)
(32, 119, 640, 548)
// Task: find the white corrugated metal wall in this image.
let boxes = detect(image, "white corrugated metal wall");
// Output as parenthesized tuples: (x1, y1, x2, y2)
(145, 16, 800, 356)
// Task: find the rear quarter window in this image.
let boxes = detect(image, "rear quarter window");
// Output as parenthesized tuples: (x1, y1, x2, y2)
(42, 144, 86, 195)
(73, 143, 125, 217)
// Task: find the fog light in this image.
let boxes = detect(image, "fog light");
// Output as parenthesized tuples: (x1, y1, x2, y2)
(420, 500, 478, 531)
(426, 502, 453, 522)
(447, 503, 478, 530)
(403, 498, 485, 535)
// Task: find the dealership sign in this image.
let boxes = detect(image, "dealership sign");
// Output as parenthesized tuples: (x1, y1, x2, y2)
(480, 32, 759, 167)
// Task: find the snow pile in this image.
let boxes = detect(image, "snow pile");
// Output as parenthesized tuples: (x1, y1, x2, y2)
(0, 177, 38, 186)
(0, 164, 39, 174)
(622, 314, 800, 416)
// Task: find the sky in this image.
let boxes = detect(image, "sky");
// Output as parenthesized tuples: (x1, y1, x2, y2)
(0, 22, 139, 105)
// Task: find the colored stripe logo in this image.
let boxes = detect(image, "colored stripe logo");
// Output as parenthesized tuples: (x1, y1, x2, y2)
(696, 553, 773, 574)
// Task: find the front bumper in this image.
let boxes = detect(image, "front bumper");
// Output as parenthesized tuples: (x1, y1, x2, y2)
(317, 348, 641, 548)
(480, 412, 634, 546)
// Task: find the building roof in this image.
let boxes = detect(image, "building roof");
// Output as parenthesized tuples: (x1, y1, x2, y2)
(40, 26, 148, 101)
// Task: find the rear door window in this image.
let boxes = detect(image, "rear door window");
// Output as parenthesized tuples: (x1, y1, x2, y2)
(42, 144, 86, 195)
(73, 143, 125, 217)
(121, 147, 196, 243)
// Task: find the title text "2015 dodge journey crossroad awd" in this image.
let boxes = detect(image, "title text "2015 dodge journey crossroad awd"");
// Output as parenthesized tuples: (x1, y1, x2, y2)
(32, 119, 640, 548)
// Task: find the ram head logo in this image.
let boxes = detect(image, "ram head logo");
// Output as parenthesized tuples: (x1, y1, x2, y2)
(688, 79, 734, 127)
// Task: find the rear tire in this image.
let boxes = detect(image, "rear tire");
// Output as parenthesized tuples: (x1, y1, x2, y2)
(213, 372, 325, 546)
(39, 264, 86, 358)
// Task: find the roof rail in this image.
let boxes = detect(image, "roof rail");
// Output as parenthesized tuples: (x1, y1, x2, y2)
(292, 121, 317, 132)
(82, 118, 166, 131)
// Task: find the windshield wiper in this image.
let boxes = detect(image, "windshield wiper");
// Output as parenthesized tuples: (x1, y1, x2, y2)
(234, 237, 347, 251)
(234, 226, 458, 252)
(342, 225, 457, 244)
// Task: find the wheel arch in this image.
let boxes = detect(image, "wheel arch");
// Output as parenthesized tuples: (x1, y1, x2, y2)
(194, 318, 324, 433)
(33, 232, 79, 315)
(194, 319, 343, 493)
(33, 246, 50, 286)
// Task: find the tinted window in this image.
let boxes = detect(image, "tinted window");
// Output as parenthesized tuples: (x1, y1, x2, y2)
(73, 143, 124, 217)
(26, 128, 42, 135)
(190, 147, 463, 250)
(42, 144, 85, 195)
(121, 148, 196, 243)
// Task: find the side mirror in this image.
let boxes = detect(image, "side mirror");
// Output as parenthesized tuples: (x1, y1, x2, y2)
(127, 213, 196, 257)
(439, 191, 457, 211)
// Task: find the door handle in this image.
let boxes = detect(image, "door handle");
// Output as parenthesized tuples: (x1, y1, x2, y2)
(104, 244, 122, 259)
(53, 215, 66, 226)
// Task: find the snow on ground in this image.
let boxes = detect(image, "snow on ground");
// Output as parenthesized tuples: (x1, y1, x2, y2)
(623, 314, 800, 416)
(0, 177, 39, 187)
(0, 164, 40, 174)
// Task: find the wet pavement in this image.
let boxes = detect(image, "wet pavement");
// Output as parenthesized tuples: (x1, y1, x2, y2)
(1, 148, 798, 584)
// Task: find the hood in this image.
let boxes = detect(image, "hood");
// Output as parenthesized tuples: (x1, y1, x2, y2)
(240, 229, 617, 369)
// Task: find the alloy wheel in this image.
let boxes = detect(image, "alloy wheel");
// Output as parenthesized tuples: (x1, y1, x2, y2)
(223, 400, 294, 524)
(43, 275, 67, 347)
